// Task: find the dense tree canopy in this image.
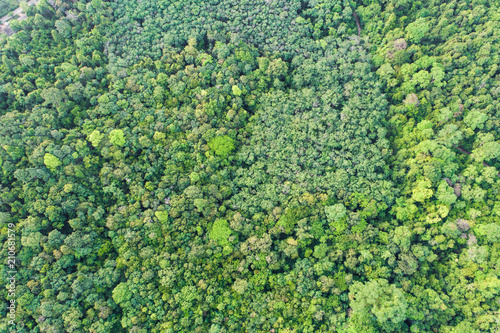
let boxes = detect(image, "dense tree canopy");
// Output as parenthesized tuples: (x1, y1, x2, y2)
(0, 0, 499, 332)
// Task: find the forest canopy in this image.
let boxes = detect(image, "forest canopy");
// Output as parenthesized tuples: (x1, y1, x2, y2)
(0, 0, 499, 332)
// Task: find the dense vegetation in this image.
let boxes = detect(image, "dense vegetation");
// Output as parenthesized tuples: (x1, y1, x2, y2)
(0, 0, 499, 332)
(0, 0, 20, 18)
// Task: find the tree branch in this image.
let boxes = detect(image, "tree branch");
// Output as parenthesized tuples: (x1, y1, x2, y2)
(454, 146, 500, 178)
(454, 146, 471, 156)
(353, 11, 361, 37)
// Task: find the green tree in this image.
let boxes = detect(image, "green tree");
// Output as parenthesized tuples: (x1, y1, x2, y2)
(348, 279, 408, 331)
(87, 130, 105, 147)
(406, 18, 429, 43)
(208, 136, 235, 158)
(209, 219, 233, 248)
(112, 283, 131, 305)
(44, 153, 62, 171)
(109, 129, 125, 147)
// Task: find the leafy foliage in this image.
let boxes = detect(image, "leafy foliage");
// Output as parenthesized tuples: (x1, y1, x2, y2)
(109, 129, 125, 147)
(207, 135, 235, 159)
(209, 219, 233, 247)
(0, 0, 499, 332)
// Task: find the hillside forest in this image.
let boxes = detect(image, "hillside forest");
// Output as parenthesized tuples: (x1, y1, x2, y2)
(0, 0, 499, 332)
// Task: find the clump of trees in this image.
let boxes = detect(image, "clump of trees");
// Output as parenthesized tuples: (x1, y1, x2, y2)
(0, 0, 499, 332)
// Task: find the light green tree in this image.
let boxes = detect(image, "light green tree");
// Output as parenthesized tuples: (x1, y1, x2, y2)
(435, 180, 457, 205)
(349, 279, 408, 332)
(406, 18, 429, 43)
(112, 283, 131, 305)
(87, 130, 105, 147)
(232, 85, 242, 96)
(412, 179, 433, 203)
(109, 129, 126, 147)
(208, 136, 235, 158)
(209, 219, 233, 247)
(44, 153, 62, 171)
(325, 203, 346, 222)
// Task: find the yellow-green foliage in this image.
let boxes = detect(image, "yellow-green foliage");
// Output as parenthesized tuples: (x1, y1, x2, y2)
(87, 130, 105, 147)
(3, 1, 500, 332)
(109, 129, 125, 146)
(232, 85, 242, 96)
(208, 135, 235, 158)
(209, 219, 232, 247)
(155, 211, 169, 223)
(63, 183, 73, 193)
(153, 131, 166, 140)
(112, 283, 131, 305)
(44, 153, 62, 171)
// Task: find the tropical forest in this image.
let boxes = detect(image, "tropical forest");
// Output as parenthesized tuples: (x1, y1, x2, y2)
(0, 0, 499, 332)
